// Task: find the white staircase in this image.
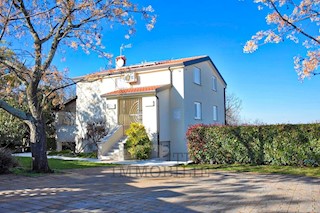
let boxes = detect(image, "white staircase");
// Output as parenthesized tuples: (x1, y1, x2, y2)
(99, 137, 127, 161)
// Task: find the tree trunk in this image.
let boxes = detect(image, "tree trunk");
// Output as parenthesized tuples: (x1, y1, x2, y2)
(29, 120, 52, 173)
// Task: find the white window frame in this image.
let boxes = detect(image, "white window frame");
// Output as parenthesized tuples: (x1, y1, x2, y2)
(194, 102, 202, 120)
(213, 105, 218, 121)
(212, 76, 217, 91)
(193, 67, 201, 85)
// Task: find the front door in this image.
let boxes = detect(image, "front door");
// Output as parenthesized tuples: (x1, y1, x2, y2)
(118, 98, 143, 131)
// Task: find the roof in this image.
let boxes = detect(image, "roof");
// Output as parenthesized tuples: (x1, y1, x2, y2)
(101, 85, 170, 98)
(75, 55, 226, 86)
(53, 96, 77, 111)
(99, 55, 207, 75)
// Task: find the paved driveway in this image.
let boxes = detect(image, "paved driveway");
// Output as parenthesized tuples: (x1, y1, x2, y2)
(0, 166, 319, 212)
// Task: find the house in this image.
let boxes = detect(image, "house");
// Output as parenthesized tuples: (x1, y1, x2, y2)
(55, 97, 77, 151)
(57, 55, 227, 161)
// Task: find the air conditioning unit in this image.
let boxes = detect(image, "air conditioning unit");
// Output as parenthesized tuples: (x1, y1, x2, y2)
(124, 73, 137, 83)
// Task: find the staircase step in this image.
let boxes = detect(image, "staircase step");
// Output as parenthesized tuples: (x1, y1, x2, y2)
(100, 136, 127, 161)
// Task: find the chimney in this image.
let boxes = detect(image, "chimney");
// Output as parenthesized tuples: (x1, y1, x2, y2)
(116, 55, 126, 69)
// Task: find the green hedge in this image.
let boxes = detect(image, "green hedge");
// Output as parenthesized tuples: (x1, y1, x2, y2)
(186, 124, 320, 166)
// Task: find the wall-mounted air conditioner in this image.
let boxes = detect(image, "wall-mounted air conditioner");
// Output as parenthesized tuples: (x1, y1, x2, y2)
(124, 73, 137, 83)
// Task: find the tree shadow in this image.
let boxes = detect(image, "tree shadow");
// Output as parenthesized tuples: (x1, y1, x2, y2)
(0, 167, 319, 212)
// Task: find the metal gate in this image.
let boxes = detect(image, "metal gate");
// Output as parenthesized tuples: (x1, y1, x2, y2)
(118, 98, 142, 131)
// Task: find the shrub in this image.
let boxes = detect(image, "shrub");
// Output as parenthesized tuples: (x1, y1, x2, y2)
(125, 123, 152, 160)
(76, 120, 109, 154)
(186, 124, 320, 166)
(47, 137, 57, 151)
(0, 148, 18, 174)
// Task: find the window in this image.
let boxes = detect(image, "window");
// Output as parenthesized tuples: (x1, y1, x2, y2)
(194, 102, 202, 120)
(213, 106, 218, 121)
(193, 67, 201, 85)
(212, 76, 217, 91)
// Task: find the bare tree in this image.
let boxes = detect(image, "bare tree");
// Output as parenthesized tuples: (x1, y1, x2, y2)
(226, 93, 242, 125)
(0, 0, 155, 172)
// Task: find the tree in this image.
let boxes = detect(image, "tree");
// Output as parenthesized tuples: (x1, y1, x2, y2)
(226, 93, 242, 125)
(244, 0, 319, 79)
(0, 0, 155, 172)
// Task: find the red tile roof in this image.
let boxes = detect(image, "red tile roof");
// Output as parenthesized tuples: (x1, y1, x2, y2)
(74, 55, 227, 86)
(96, 55, 207, 75)
(101, 85, 167, 97)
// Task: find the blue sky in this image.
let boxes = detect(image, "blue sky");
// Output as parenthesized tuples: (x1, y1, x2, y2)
(56, 0, 320, 124)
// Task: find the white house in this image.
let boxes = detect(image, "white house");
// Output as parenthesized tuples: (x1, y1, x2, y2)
(56, 55, 227, 161)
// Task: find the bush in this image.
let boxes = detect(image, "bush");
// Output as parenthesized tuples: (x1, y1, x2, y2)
(186, 124, 320, 166)
(47, 137, 57, 151)
(125, 123, 152, 160)
(0, 148, 18, 174)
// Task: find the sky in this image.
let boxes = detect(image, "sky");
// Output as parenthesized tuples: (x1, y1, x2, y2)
(55, 0, 320, 124)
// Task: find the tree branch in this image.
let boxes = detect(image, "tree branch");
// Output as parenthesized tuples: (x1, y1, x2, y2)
(268, 0, 320, 45)
(14, 0, 40, 42)
(0, 99, 32, 122)
(0, 58, 29, 84)
(41, 79, 78, 108)
(0, 1, 14, 41)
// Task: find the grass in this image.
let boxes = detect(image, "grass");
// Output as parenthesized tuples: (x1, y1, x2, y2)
(182, 164, 320, 178)
(12, 157, 116, 176)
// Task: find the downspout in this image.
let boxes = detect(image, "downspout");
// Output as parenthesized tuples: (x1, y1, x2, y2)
(168, 66, 173, 87)
(156, 67, 173, 158)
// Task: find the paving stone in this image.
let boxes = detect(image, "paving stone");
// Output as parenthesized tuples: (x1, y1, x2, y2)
(0, 167, 319, 212)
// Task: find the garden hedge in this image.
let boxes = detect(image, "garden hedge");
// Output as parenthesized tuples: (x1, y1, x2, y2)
(186, 124, 320, 166)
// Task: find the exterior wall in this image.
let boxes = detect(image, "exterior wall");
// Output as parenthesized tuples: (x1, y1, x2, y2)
(142, 96, 158, 157)
(184, 61, 226, 127)
(105, 99, 118, 127)
(169, 68, 186, 160)
(158, 89, 170, 142)
(75, 78, 117, 151)
(182, 61, 226, 159)
(158, 89, 171, 159)
(137, 69, 171, 86)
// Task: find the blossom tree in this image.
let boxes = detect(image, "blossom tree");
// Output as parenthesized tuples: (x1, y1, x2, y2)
(244, 0, 319, 79)
(0, 0, 155, 172)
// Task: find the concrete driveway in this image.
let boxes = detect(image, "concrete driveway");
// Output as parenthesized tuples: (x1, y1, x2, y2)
(0, 166, 319, 212)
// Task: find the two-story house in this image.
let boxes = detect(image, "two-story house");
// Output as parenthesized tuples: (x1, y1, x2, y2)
(57, 55, 227, 161)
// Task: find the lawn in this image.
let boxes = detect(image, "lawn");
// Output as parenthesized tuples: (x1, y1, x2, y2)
(182, 164, 320, 178)
(13, 157, 116, 176)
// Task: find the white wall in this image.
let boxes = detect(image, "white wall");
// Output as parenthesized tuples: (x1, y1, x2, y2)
(75, 78, 117, 150)
(105, 99, 118, 127)
(142, 96, 158, 157)
(169, 68, 187, 160)
(158, 89, 170, 142)
(138, 70, 171, 86)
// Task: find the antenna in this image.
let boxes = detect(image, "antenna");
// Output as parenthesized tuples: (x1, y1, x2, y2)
(120, 44, 132, 56)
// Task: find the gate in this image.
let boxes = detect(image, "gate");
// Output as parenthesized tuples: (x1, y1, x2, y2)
(118, 98, 142, 131)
